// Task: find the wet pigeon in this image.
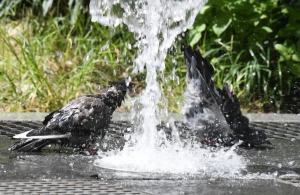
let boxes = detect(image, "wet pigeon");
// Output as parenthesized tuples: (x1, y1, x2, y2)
(181, 44, 270, 147)
(9, 79, 129, 152)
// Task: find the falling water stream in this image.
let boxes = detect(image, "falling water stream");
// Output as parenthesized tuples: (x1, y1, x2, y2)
(90, 0, 208, 148)
(89, 0, 248, 177)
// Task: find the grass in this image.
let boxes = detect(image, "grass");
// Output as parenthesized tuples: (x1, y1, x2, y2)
(0, 2, 138, 112)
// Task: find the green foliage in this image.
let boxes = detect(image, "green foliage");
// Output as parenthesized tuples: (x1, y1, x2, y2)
(187, 0, 300, 112)
(0, 0, 22, 17)
(0, 0, 138, 112)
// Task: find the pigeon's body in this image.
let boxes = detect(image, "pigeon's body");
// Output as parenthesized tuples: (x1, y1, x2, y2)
(219, 87, 270, 146)
(182, 44, 270, 147)
(9, 80, 128, 152)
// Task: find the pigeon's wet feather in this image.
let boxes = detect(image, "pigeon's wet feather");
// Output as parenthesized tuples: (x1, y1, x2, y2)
(182, 44, 270, 147)
(9, 80, 128, 152)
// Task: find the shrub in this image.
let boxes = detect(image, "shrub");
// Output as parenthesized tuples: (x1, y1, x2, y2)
(187, 0, 300, 113)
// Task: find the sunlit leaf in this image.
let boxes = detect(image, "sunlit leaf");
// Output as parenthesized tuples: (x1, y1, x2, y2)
(289, 64, 300, 77)
(190, 33, 202, 47)
(196, 23, 206, 32)
(260, 14, 267, 19)
(188, 24, 206, 46)
(213, 18, 232, 37)
(281, 7, 288, 14)
(262, 26, 272, 33)
(200, 5, 211, 14)
(274, 44, 292, 60)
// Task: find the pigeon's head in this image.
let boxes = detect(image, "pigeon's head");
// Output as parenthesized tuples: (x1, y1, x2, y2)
(110, 79, 127, 90)
(104, 79, 132, 107)
(108, 79, 127, 95)
(110, 79, 136, 94)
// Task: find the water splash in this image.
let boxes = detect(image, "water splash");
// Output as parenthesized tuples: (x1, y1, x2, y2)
(96, 119, 246, 176)
(90, 0, 246, 176)
(95, 140, 246, 176)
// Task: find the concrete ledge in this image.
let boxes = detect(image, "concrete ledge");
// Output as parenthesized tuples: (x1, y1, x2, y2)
(245, 113, 300, 123)
(0, 112, 48, 121)
(0, 112, 299, 123)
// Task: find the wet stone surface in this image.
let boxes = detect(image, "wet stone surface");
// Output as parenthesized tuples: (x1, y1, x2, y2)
(1, 120, 300, 194)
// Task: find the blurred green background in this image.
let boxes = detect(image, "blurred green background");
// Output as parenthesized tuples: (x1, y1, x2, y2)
(0, 0, 299, 113)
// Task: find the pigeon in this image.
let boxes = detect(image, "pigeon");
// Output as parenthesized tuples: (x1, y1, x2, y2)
(219, 82, 270, 146)
(181, 44, 270, 147)
(8, 79, 129, 152)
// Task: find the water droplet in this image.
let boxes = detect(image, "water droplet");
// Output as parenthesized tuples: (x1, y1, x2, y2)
(56, 51, 63, 59)
(291, 138, 296, 142)
(101, 42, 109, 51)
(124, 133, 131, 141)
(85, 53, 90, 61)
(126, 76, 131, 86)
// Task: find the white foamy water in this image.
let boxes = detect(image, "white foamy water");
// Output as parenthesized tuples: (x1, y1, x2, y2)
(90, 0, 247, 177)
(95, 140, 246, 176)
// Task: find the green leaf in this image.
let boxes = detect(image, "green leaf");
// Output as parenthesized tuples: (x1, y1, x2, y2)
(188, 24, 206, 46)
(262, 26, 272, 33)
(190, 33, 202, 47)
(213, 18, 232, 37)
(281, 7, 288, 14)
(275, 44, 300, 77)
(274, 44, 291, 60)
(260, 14, 267, 19)
(275, 44, 300, 62)
(196, 23, 206, 32)
(289, 64, 300, 77)
(200, 5, 211, 14)
(292, 53, 300, 62)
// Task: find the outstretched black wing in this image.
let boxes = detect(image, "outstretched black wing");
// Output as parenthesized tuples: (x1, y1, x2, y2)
(182, 44, 270, 147)
(182, 45, 234, 145)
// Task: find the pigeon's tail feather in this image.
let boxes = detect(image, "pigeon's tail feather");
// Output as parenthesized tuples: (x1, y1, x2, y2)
(8, 138, 54, 152)
(9, 128, 71, 152)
